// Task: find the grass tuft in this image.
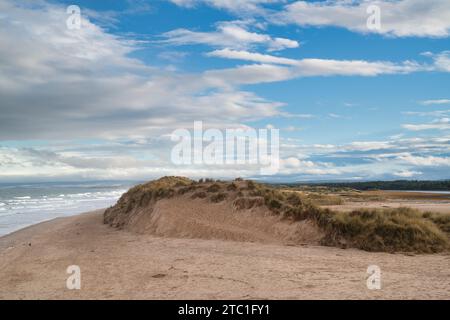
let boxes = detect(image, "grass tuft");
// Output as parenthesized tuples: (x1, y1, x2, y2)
(210, 192, 227, 203)
(207, 183, 221, 193)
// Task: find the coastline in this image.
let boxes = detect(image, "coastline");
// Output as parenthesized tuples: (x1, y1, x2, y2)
(1, 209, 449, 300)
(0, 209, 108, 239)
(0, 181, 130, 237)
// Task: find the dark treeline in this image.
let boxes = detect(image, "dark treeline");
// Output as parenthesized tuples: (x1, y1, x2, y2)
(279, 180, 450, 191)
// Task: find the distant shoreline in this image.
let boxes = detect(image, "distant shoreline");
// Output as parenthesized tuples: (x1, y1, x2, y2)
(0, 181, 131, 237)
(275, 180, 450, 191)
(386, 190, 450, 194)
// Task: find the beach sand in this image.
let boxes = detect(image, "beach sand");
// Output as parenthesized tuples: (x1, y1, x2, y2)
(0, 210, 449, 300)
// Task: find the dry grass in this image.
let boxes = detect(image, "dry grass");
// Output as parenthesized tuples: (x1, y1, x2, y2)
(240, 182, 449, 253)
(210, 192, 228, 203)
(321, 208, 449, 253)
(423, 211, 450, 233)
(104, 176, 194, 227)
(191, 191, 207, 199)
(303, 193, 344, 206)
(232, 197, 265, 210)
(207, 183, 222, 193)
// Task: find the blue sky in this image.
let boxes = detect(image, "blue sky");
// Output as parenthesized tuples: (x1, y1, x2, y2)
(0, 0, 449, 182)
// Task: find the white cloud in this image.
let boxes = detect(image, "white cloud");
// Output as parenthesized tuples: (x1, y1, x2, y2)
(2, 132, 450, 182)
(277, 0, 450, 38)
(207, 49, 425, 76)
(346, 141, 393, 151)
(207, 48, 299, 64)
(280, 157, 342, 175)
(397, 154, 450, 166)
(428, 51, 450, 71)
(0, 1, 291, 140)
(0, 145, 348, 181)
(403, 118, 450, 131)
(394, 170, 422, 177)
(420, 99, 450, 106)
(160, 21, 299, 51)
(169, 1, 450, 39)
(169, 0, 282, 14)
(404, 110, 450, 117)
(328, 113, 343, 119)
(157, 50, 189, 62)
(2, 0, 450, 182)
(6, 1, 442, 143)
(283, 157, 313, 168)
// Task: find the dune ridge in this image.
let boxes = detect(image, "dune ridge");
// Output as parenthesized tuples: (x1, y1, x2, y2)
(104, 177, 450, 253)
(104, 177, 323, 246)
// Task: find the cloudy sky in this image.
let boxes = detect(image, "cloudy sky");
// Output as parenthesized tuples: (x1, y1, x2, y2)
(0, 0, 450, 182)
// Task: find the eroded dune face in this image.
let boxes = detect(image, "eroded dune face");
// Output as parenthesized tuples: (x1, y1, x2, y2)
(104, 177, 324, 246)
(125, 197, 322, 245)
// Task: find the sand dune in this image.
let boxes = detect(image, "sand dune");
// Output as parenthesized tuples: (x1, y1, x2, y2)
(103, 177, 450, 253)
(103, 178, 325, 246)
(0, 211, 449, 300)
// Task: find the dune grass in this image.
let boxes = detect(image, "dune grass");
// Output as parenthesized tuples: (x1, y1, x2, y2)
(303, 193, 344, 206)
(422, 211, 450, 234)
(210, 192, 228, 203)
(243, 182, 449, 253)
(320, 208, 449, 253)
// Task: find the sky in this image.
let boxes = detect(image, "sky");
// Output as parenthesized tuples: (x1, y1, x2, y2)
(0, 0, 449, 182)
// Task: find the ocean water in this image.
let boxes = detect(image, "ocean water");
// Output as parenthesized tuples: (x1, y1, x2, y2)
(0, 181, 136, 236)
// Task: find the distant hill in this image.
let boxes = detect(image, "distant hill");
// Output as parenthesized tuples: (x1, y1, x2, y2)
(280, 180, 450, 191)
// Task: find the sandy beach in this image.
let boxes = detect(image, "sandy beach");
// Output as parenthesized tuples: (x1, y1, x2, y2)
(1, 210, 449, 300)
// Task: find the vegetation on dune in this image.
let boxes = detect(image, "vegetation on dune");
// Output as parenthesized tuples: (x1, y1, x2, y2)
(302, 193, 344, 206)
(207, 183, 222, 193)
(227, 182, 238, 191)
(104, 176, 194, 227)
(423, 211, 450, 234)
(210, 192, 228, 203)
(232, 181, 450, 253)
(105, 176, 450, 253)
(321, 208, 449, 253)
(191, 191, 207, 199)
(232, 197, 265, 210)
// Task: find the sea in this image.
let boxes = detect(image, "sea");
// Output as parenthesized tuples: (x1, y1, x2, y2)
(0, 181, 137, 236)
